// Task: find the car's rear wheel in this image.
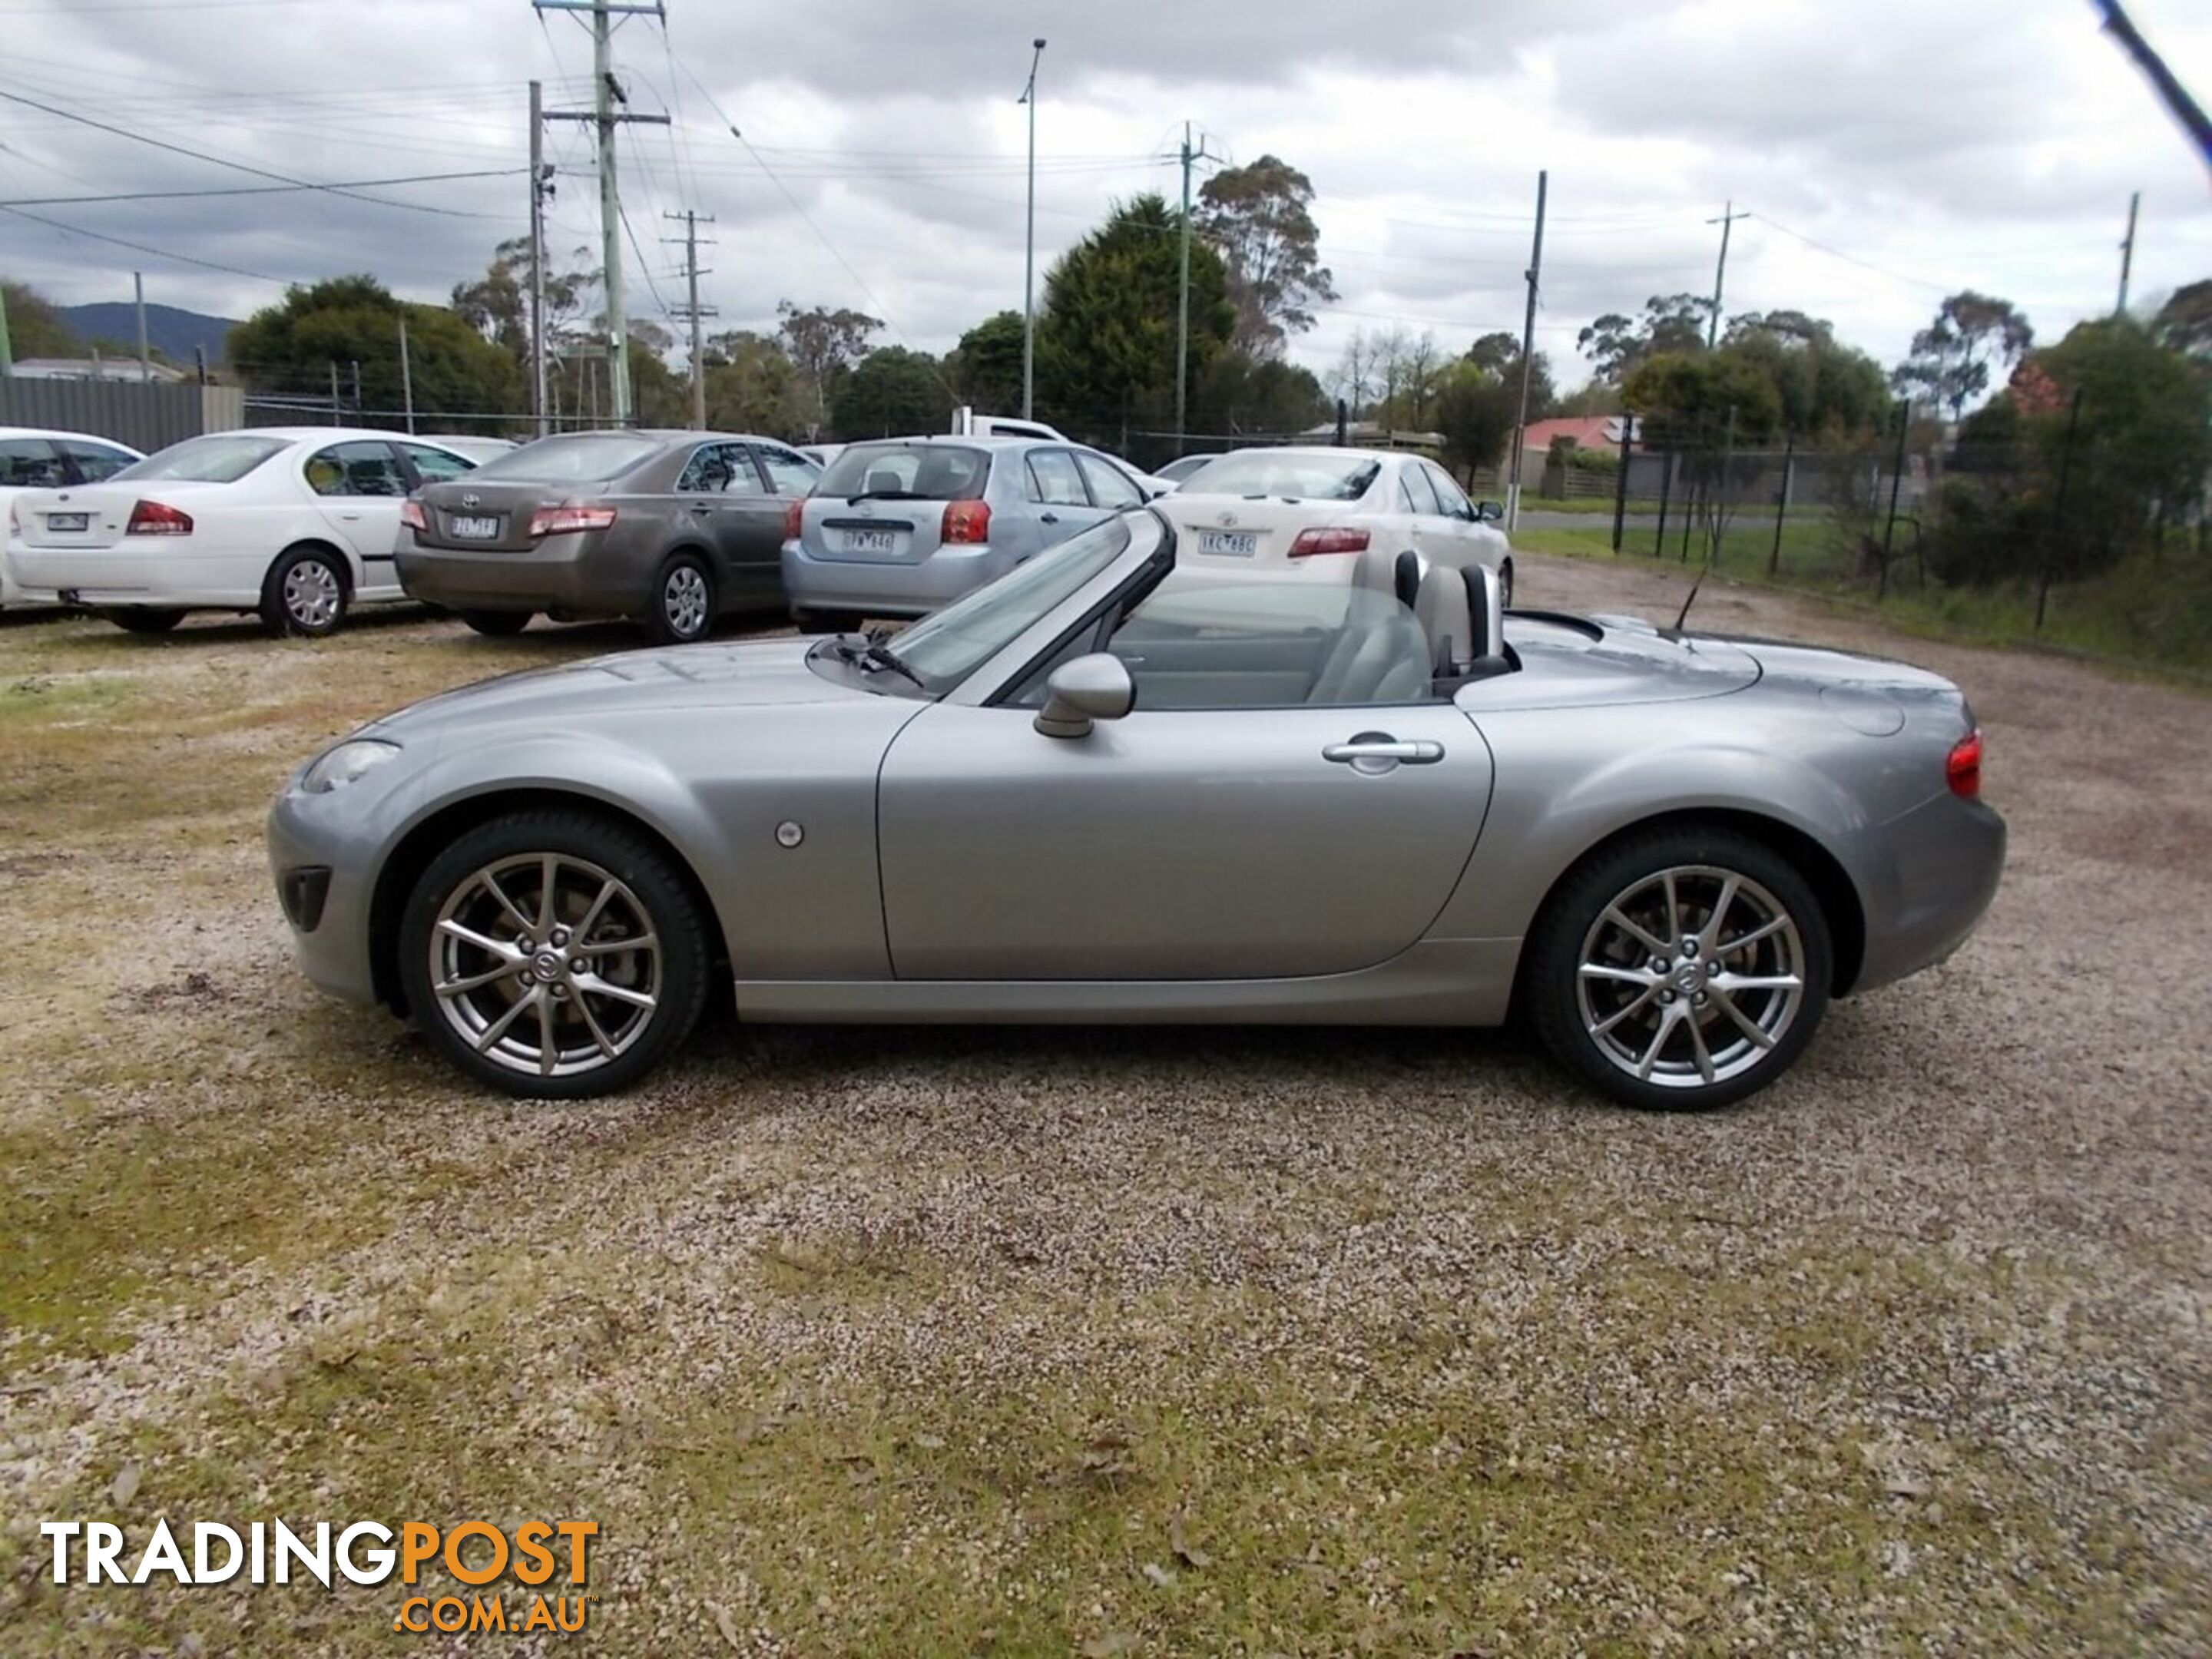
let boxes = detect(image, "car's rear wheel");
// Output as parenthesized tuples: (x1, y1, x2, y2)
(397, 811, 711, 1098)
(791, 608, 864, 635)
(262, 545, 349, 637)
(460, 609, 531, 637)
(1525, 825, 1830, 1111)
(102, 607, 186, 635)
(646, 554, 714, 645)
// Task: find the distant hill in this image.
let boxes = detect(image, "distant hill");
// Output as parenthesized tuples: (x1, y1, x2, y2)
(57, 302, 239, 368)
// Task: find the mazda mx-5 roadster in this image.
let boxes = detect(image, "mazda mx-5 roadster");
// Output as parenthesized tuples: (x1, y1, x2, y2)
(269, 509, 2003, 1111)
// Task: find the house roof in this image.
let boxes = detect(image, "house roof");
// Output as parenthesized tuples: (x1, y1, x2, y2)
(1522, 415, 1640, 452)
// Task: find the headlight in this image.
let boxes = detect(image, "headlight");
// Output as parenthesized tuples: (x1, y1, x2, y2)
(301, 738, 402, 794)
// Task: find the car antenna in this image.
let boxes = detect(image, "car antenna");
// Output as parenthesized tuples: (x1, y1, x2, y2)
(1671, 521, 1718, 634)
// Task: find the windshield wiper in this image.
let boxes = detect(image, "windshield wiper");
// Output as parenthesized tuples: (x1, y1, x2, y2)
(843, 488, 925, 505)
(824, 631, 926, 689)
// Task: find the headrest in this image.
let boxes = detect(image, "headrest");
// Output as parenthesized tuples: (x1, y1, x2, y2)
(1349, 545, 1396, 597)
(1462, 563, 1506, 664)
(1414, 565, 1474, 674)
(1392, 549, 1422, 609)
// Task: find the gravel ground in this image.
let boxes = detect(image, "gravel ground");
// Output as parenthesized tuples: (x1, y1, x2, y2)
(0, 552, 2207, 1657)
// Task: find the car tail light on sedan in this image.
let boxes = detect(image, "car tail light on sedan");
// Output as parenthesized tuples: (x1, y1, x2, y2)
(783, 500, 803, 541)
(942, 500, 991, 545)
(399, 500, 427, 533)
(527, 504, 618, 538)
(1946, 729, 1983, 799)
(1287, 526, 1370, 557)
(126, 499, 193, 536)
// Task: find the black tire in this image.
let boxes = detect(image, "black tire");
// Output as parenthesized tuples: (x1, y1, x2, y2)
(260, 545, 349, 637)
(396, 810, 712, 1098)
(460, 609, 532, 637)
(1523, 824, 1831, 1111)
(103, 607, 186, 635)
(791, 608, 864, 635)
(645, 552, 715, 645)
(1498, 558, 1515, 609)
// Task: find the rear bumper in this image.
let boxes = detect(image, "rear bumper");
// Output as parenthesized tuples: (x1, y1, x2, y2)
(396, 531, 631, 616)
(6, 538, 258, 608)
(1850, 791, 2006, 993)
(780, 539, 1013, 618)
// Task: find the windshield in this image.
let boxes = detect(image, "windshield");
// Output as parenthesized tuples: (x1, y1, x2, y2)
(818, 443, 988, 500)
(114, 434, 286, 484)
(891, 515, 1135, 684)
(1180, 451, 1380, 502)
(469, 433, 663, 484)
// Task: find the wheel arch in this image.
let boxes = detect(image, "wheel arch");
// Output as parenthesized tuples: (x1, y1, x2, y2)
(1515, 806, 1866, 1002)
(366, 786, 730, 1015)
(271, 535, 359, 596)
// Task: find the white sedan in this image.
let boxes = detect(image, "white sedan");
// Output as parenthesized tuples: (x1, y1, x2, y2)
(0, 426, 144, 610)
(5, 427, 477, 636)
(1155, 446, 1514, 604)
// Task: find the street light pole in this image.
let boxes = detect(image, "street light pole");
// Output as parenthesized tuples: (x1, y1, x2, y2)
(1019, 37, 1045, 421)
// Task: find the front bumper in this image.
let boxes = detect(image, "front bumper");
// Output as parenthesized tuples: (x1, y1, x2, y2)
(1850, 790, 2007, 993)
(266, 779, 399, 1006)
(780, 539, 1013, 618)
(396, 531, 630, 617)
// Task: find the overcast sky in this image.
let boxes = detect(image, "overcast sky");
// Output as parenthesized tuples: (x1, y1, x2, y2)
(1, 0, 2206, 392)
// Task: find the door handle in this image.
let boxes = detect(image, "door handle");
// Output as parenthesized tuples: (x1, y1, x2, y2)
(1323, 737, 1444, 767)
(1039, 512, 1060, 525)
(688, 502, 712, 515)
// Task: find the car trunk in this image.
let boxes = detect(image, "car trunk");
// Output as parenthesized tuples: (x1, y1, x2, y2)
(9, 480, 223, 549)
(412, 480, 568, 552)
(1156, 495, 1359, 565)
(802, 496, 952, 565)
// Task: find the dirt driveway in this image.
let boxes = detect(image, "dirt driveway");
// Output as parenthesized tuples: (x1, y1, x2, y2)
(1, 552, 2207, 1656)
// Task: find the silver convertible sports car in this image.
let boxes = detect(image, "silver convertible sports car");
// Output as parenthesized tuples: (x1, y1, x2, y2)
(268, 509, 2004, 1111)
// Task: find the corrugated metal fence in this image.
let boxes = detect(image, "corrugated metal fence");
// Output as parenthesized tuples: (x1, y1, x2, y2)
(0, 379, 244, 452)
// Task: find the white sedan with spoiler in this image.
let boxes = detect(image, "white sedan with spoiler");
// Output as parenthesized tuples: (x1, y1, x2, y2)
(1157, 445, 1514, 604)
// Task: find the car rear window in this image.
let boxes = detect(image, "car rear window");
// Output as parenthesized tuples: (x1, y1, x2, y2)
(817, 444, 989, 501)
(468, 433, 664, 484)
(1179, 452, 1380, 502)
(114, 434, 286, 483)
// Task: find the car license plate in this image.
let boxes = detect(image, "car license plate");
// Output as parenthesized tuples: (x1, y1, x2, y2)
(1197, 531, 1257, 558)
(843, 529, 898, 555)
(46, 512, 88, 532)
(448, 515, 501, 539)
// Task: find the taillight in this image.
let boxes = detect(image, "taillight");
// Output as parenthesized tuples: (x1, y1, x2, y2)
(1287, 526, 1370, 557)
(399, 499, 426, 533)
(783, 500, 803, 541)
(126, 499, 193, 536)
(1946, 729, 1983, 800)
(942, 500, 991, 545)
(527, 504, 617, 538)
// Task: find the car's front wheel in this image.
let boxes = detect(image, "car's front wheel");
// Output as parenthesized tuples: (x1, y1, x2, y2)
(102, 607, 186, 635)
(1498, 558, 1515, 608)
(460, 609, 532, 637)
(396, 810, 711, 1097)
(646, 554, 714, 645)
(262, 545, 349, 637)
(1525, 825, 1831, 1111)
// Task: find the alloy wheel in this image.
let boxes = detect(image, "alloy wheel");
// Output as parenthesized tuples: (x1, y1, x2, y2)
(426, 852, 662, 1081)
(1574, 863, 1806, 1091)
(663, 565, 710, 640)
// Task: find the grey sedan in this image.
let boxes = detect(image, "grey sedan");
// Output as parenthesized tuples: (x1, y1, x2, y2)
(399, 430, 820, 643)
(780, 434, 1153, 631)
(270, 508, 2003, 1111)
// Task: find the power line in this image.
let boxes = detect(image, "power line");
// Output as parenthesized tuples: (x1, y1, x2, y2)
(0, 204, 285, 283)
(1749, 214, 1955, 294)
(0, 84, 503, 220)
(0, 167, 524, 208)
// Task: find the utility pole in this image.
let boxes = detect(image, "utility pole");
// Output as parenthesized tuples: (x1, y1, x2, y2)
(0, 281, 12, 376)
(133, 271, 151, 383)
(1706, 201, 1750, 348)
(528, 79, 551, 437)
(399, 313, 416, 432)
(535, 0, 671, 427)
(2116, 190, 2141, 316)
(1174, 119, 1223, 450)
(1505, 168, 1547, 531)
(663, 209, 717, 429)
(1018, 38, 1045, 420)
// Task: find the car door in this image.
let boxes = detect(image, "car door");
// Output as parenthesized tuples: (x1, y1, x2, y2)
(1394, 459, 1454, 564)
(876, 578, 1492, 981)
(748, 443, 821, 605)
(1421, 462, 1493, 570)
(670, 441, 762, 607)
(303, 439, 412, 595)
(1024, 446, 1108, 549)
(1074, 450, 1146, 518)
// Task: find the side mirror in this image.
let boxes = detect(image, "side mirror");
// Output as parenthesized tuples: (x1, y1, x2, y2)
(1033, 651, 1134, 739)
(1475, 500, 1505, 524)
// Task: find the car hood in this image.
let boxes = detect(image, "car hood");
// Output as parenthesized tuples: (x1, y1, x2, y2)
(367, 636, 866, 737)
